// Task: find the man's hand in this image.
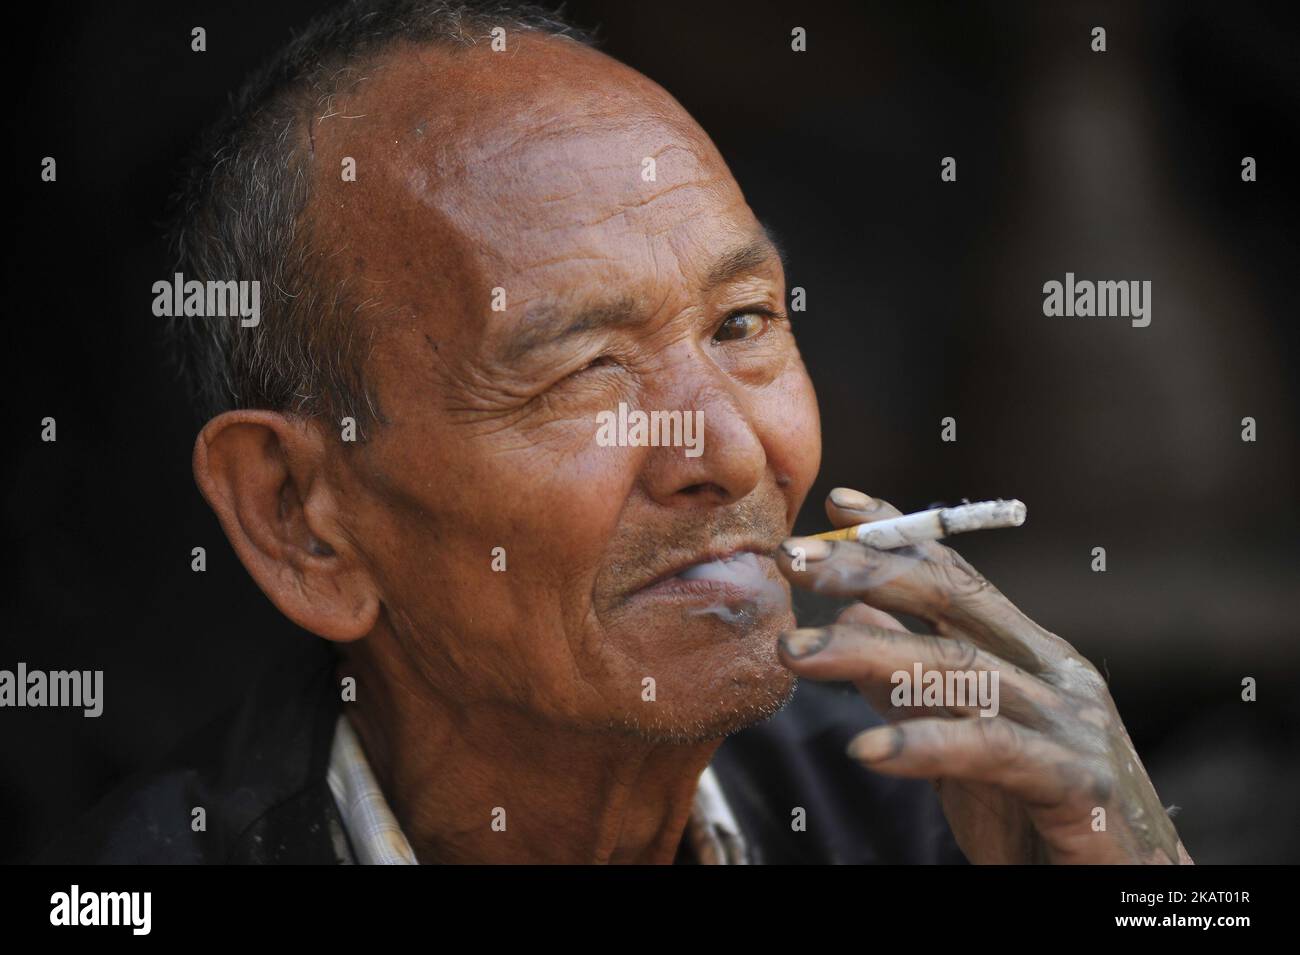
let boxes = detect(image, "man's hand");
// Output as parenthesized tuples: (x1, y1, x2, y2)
(775, 487, 1194, 865)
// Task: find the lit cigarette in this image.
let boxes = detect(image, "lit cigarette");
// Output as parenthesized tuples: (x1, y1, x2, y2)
(811, 499, 1027, 550)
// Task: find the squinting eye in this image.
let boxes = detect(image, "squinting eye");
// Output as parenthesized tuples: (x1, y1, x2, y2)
(713, 311, 768, 343)
(562, 354, 618, 382)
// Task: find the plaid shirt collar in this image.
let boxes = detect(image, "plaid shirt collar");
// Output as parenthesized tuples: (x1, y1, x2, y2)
(326, 712, 749, 864)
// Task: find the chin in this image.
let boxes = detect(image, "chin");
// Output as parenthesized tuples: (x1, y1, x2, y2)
(614, 671, 798, 744)
(610, 632, 799, 744)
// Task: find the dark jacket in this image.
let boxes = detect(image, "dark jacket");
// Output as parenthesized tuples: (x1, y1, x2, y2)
(38, 647, 966, 864)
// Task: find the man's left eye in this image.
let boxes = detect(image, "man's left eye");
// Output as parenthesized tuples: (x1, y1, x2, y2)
(713, 310, 770, 343)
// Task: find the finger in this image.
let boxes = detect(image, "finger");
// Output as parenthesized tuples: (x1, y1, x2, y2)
(776, 537, 1048, 673)
(836, 601, 905, 632)
(830, 603, 925, 720)
(824, 488, 903, 529)
(846, 717, 1091, 811)
(778, 622, 1057, 725)
(777, 536, 926, 598)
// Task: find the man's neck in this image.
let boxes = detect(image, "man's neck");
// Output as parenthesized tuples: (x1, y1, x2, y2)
(336, 644, 721, 864)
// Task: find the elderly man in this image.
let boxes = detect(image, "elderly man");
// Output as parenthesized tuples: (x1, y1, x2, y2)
(45, 0, 1190, 865)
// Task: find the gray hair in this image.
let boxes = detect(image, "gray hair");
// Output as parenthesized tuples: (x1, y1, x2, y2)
(166, 0, 594, 436)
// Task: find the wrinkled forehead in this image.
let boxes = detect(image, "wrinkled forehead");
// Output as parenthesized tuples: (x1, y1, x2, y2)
(307, 35, 756, 327)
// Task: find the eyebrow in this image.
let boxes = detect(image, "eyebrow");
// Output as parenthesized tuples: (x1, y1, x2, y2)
(499, 222, 786, 364)
(704, 222, 786, 291)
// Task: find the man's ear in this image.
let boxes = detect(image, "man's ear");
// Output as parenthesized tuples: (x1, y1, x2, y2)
(192, 409, 379, 642)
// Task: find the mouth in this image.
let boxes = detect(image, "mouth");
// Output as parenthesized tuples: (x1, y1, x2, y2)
(631, 548, 783, 606)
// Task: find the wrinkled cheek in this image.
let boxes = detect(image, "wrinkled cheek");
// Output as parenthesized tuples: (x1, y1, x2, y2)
(764, 365, 821, 523)
(535, 441, 636, 548)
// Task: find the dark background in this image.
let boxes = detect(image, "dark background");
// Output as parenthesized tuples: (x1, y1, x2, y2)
(3, 0, 1297, 863)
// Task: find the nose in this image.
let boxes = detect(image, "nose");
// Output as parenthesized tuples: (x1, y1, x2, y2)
(638, 364, 767, 509)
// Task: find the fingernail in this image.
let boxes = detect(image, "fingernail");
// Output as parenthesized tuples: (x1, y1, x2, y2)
(781, 537, 831, 560)
(780, 628, 831, 659)
(829, 488, 874, 511)
(846, 728, 898, 763)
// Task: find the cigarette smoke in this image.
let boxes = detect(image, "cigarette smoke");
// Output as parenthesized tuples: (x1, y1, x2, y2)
(681, 552, 790, 626)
